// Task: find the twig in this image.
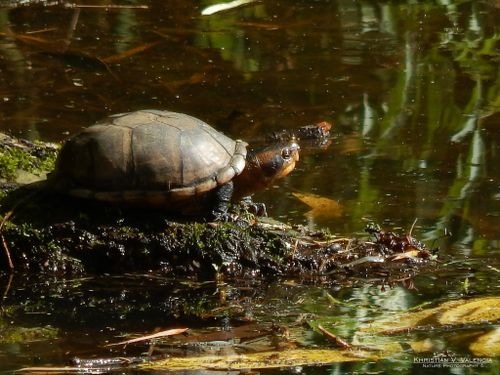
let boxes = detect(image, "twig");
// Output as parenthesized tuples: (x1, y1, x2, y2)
(64, 4, 149, 9)
(339, 238, 353, 254)
(317, 325, 352, 349)
(409, 218, 418, 236)
(0, 209, 16, 271)
(60, 8, 81, 51)
(2, 269, 14, 299)
(105, 328, 188, 347)
(101, 41, 161, 64)
(26, 28, 58, 34)
(1, 234, 13, 270)
(201, 0, 258, 16)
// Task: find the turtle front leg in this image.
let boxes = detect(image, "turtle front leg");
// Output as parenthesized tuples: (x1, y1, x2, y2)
(211, 181, 267, 220)
(211, 181, 234, 220)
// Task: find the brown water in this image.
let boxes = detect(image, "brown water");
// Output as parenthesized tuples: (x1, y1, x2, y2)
(0, 1, 499, 373)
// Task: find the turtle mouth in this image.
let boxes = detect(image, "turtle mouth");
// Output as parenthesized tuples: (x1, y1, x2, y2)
(275, 159, 297, 179)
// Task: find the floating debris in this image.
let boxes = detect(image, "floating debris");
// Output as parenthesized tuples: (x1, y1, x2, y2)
(201, 0, 258, 16)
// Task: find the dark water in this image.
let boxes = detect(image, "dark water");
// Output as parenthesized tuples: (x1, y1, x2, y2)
(0, 0, 499, 373)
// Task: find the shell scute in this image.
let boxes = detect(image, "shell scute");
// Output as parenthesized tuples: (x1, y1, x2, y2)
(54, 110, 248, 206)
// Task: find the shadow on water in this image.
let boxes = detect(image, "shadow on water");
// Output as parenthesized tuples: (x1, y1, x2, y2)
(0, 0, 499, 373)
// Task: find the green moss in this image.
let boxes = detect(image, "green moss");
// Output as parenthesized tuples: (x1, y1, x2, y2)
(0, 144, 57, 182)
(0, 326, 59, 344)
(36, 149, 58, 173)
(185, 222, 207, 251)
(0, 147, 31, 180)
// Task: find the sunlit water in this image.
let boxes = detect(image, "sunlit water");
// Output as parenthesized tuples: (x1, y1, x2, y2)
(0, 1, 499, 373)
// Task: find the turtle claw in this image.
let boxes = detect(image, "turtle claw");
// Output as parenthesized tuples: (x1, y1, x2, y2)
(240, 197, 267, 217)
(249, 202, 267, 217)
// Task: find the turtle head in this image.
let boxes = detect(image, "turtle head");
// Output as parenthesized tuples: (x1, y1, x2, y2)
(254, 140, 300, 180)
(232, 140, 300, 200)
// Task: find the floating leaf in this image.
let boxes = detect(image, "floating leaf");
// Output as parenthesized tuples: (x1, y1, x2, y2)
(469, 327, 500, 357)
(438, 297, 500, 325)
(180, 324, 273, 343)
(363, 305, 449, 335)
(389, 249, 423, 261)
(410, 338, 436, 353)
(292, 192, 343, 219)
(363, 297, 500, 335)
(141, 348, 378, 370)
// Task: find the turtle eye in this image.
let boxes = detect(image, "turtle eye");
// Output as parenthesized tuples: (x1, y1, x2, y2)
(281, 147, 292, 160)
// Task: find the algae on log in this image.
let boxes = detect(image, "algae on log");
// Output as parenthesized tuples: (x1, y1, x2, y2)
(0, 132, 435, 278)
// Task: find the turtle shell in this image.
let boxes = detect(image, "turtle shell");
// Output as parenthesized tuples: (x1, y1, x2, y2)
(53, 110, 247, 206)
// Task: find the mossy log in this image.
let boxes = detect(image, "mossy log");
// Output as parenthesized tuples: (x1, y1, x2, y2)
(0, 132, 435, 279)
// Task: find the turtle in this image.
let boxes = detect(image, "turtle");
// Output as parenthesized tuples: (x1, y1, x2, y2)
(50, 109, 300, 218)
